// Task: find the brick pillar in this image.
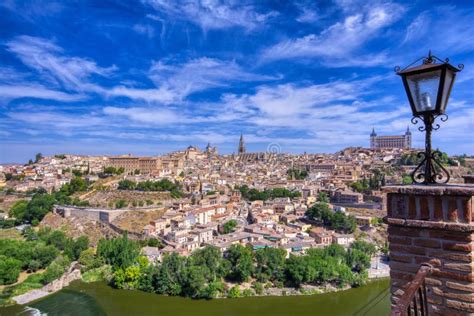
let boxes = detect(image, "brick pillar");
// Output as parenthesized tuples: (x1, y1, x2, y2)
(384, 185, 474, 315)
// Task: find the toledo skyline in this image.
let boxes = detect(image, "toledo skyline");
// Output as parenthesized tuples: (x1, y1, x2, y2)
(1, 0, 473, 163)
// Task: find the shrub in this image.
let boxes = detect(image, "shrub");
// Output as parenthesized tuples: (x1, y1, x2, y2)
(115, 200, 127, 209)
(0, 256, 21, 285)
(79, 248, 103, 271)
(252, 281, 264, 295)
(227, 285, 241, 298)
(64, 236, 90, 261)
(82, 265, 113, 283)
(242, 288, 254, 297)
(42, 255, 71, 284)
(27, 260, 42, 273)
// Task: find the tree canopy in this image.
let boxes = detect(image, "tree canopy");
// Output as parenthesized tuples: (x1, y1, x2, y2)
(237, 185, 301, 201)
(306, 202, 356, 233)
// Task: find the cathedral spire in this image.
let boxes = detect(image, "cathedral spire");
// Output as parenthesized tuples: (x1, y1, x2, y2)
(238, 133, 246, 154)
(370, 128, 377, 137)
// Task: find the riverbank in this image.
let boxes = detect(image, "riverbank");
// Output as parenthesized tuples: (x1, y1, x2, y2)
(9, 262, 81, 305)
(0, 278, 390, 316)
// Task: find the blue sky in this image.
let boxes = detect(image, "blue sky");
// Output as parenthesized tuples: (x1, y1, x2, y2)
(0, 0, 473, 163)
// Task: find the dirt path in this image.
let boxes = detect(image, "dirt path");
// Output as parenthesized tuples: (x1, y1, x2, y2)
(0, 270, 45, 291)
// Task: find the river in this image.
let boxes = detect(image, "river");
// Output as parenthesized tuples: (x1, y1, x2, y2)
(0, 279, 390, 316)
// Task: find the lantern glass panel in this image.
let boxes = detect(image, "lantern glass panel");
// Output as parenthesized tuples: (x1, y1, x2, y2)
(440, 69, 454, 113)
(406, 70, 441, 113)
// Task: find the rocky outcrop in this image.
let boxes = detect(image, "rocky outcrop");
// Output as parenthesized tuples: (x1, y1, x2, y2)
(12, 262, 82, 305)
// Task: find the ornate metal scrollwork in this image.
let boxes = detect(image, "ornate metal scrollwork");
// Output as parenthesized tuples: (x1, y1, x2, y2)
(411, 150, 450, 184)
(395, 51, 464, 73)
(410, 114, 450, 184)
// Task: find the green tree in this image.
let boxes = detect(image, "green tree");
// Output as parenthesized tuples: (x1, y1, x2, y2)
(154, 253, 187, 295)
(42, 255, 71, 284)
(0, 255, 21, 285)
(79, 248, 103, 271)
(226, 244, 254, 283)
(287, 168, 308, 180)
(351, 240, 377, 257)
(227, 285, 241, 298)
(182, 265, 209, 298)
(306, 202, 331, 221)
(324, 244, 346, 259)
(346, 249, 371, 273)
(190, 246, 227, 281)
(318, 192, 329, 203)
(254, 247, 286, 282)
(9, 200, 28, 221)
(45, 230, 68, 250)
(284, 255, 311, 287)
(146, 238, 162, 248)
(24, 192, 56, 224)
(118, 180, 136, 190)
(97, 235, 140, 270)
(222, 220, 237, 234)
(64, 236, 89, 261)
(202, 280, 225, 299)
(35, 152, 43, 163)
(114, 265, 141, 289)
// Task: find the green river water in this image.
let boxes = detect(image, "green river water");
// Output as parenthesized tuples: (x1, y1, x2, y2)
(0, 279, 390, 316)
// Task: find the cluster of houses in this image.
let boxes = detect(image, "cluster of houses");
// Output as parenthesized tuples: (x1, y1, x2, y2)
(7, 144, 469, 263)
(140, 191, 374, 261)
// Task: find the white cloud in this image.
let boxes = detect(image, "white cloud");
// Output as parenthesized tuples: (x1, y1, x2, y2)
(0, 0, 64, 21)
(103, 106, 180, 125)
(148, 57, 276, 101)
(6, 35, 116, 91)
(105, 57, 277, 103)
(261, 1, 404, 65)
(295, 1, 321, 24)
(143, 0, 278, 31)
(105, 86, 178, 103)
(402, 7, 474, 55)
(0, 84, 84, 102)
(402, 11, 429, 44)
(221, 76, 379, 120)
(7, 111, 105, 129)
(133, 24, 155, 37)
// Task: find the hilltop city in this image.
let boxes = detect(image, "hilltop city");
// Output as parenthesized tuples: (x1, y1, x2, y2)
(0, 130, 473, 303)
(2, 129, 472, 248)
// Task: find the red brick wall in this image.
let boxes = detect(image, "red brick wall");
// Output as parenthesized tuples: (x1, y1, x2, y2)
(384, 185, 474, 315)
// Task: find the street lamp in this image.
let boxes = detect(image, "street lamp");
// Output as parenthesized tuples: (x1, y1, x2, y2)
(396, 51, 463, 184)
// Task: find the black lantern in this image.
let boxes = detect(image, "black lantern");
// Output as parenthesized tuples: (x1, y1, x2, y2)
(395, 51, 463, 184)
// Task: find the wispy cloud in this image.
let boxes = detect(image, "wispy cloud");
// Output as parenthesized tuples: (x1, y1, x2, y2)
(0, 84, 84, 102)
(103, 57, 277, 103)
(103, 106, 181, 125)
(147, 57, 277, 100)
(132, 24, 155, 38)
(6, 35, 116, 91)
(6, 111, 105, 130)
(261, 1, 404, 66)
(0, 0, 64, 21)
(401, 7, 474, 55)
(144, 0, 278, 31)
(221, 76, 380, 119)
